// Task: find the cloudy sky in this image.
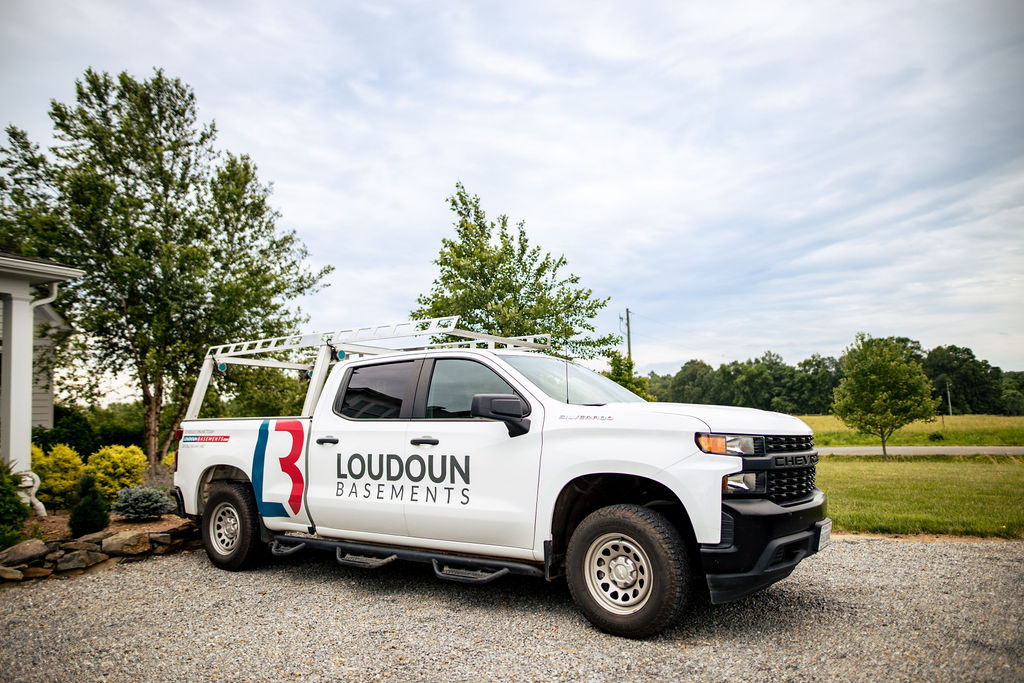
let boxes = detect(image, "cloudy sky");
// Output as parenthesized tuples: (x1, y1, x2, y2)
(2, 0, 1022, 373)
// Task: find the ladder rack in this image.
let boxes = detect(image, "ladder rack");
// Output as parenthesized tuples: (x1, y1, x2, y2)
(185, 317, 551, 419)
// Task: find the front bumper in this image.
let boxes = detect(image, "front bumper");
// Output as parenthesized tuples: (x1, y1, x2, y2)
(700, 490, 829, 603)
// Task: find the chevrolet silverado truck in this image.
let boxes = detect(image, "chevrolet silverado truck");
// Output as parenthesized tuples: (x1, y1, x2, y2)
(171, 317, 830, 638)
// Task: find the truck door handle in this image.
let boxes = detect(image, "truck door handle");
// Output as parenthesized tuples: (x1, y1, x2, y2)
(410, 437, 440, 446)
(316, 436, 339, 445)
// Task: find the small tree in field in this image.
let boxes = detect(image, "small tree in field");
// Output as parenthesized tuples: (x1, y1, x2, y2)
(832, 333, 939, 459)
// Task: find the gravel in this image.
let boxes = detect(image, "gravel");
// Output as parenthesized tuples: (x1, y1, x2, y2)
(1, 538, 1021, 682)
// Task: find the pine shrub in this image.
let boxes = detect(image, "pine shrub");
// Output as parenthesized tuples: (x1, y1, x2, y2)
(85, 444, 148, 503)
(68, 474, 109, 537)
(32, 443, 85, 509)
(111, 486, 174, 520)
(0, 462, 31, 549)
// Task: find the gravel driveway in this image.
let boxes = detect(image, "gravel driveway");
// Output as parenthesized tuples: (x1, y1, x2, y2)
(1, 538, 1021, 682)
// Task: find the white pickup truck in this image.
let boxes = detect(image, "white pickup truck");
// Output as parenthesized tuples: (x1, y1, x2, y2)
(171, 317, 830, 638)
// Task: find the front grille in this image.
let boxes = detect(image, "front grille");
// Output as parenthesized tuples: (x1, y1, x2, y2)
(765, 434, 814, 453)
(768, 466, 817, 503)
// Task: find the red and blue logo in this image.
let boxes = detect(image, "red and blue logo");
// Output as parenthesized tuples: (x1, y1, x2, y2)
(251, 419, 305, 518)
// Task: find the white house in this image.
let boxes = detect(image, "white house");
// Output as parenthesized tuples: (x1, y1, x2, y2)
(0, 302, 69, 428)
(0, 251, 83, 476)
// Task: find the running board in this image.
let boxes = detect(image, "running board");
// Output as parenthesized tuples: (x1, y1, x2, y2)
(432, 559, 509, 584)
(270, 540, 307, 557)
(336, 549, 398, 569)
(270, 534, 543, 581)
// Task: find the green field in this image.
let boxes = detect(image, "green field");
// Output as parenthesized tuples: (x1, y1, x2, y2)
(798, 414, 1024, 447)
(817, 454, 1024, 538)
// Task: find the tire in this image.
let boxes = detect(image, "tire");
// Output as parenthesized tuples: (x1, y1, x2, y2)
(566, 504, 691, 638)
(201, 483, 266, 571)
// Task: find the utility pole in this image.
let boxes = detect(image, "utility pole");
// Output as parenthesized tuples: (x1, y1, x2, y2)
(946, 381, 953, 417)
(626, 308, 632, 361)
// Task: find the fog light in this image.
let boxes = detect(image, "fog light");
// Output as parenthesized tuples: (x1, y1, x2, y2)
(723, 471, 766, 494)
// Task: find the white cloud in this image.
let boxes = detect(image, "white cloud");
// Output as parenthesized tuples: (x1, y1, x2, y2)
(2, 0, 1022, 376)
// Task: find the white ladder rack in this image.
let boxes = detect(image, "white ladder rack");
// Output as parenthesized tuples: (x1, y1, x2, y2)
(185, 316, 550, 419)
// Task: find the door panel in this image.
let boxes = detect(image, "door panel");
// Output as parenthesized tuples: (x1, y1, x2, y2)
(403, 418, 543, 548)
(307, 419, 411, 536)
(404, 358, 543, 549)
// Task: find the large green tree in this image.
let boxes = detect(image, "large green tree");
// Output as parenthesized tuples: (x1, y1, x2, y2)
(832, 333, 939, 458)
(412, 182, 618, 358)
(0, 68, 331, 465)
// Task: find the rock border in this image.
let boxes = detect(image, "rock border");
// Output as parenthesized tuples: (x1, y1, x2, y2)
(0, 519, 200, 583)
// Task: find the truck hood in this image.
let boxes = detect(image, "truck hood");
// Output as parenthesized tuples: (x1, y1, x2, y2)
(606, 402, 812, 435)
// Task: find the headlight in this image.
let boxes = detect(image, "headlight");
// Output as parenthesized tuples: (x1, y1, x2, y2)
(696, 433, 760, 456)
(722, 471, 767, 495)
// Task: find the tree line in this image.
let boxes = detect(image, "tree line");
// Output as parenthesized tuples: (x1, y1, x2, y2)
(645, 340, 1024, 415)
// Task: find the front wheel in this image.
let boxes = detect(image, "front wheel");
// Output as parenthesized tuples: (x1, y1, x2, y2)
(566, 504, 691, 638)
(201, 483, 266, 571)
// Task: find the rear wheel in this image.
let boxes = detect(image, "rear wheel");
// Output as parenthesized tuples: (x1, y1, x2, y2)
(567, 504, 691, 638)
(201, 483, 266, 570)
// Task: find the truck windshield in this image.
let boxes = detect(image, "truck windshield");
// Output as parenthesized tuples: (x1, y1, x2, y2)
(501, 355, 646, 405)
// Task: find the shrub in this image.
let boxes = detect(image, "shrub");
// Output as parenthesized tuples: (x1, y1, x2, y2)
(85, 444, 148, 503)
(162, 450, 176, 469)
(68, 474, 109, 537)
(111, 486, 174, 520)
(32, 443, 85, 509)
(0, 462, 30, 549)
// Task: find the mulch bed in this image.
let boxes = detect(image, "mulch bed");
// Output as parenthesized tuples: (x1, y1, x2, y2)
(22, 509, 193, 543)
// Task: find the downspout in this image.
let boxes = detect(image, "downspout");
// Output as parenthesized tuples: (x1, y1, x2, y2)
(19, 281, 60, 516)
(30, 282, 58, 310)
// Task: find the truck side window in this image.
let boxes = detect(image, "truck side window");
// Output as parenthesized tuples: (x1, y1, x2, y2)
(337, 361, 416, 419)
(426, 359, 516, 419)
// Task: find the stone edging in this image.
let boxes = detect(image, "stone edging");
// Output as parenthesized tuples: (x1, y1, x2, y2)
(0, 520, 200, 582)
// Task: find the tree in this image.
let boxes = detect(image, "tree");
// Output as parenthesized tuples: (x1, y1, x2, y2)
(832, 333, 939, 458)
(1002, 372, 1024, 416)
(646, 370, 672, 402)
(794, 354, 842, 415)
(922, 345, 1003, 414)
(412, 182, 618, 359)
(0, 68, 331, 465)
(602, 351, 653, 400)
(667, 359, 715, 404)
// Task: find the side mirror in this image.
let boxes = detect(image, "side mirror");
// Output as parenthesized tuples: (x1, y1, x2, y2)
(470, 394, 531, 437)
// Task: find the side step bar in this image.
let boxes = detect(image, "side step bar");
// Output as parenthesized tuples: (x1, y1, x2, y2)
(431, 559, 509, 584)
(336, 550, 397, 569)
(271, 534, 543, 584)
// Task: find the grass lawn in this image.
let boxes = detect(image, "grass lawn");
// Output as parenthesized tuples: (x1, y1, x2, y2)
(798, 414, 1024, 447)
(817, 454, 1024, 538)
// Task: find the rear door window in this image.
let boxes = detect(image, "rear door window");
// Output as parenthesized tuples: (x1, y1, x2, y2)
(336, 361, 417, 419)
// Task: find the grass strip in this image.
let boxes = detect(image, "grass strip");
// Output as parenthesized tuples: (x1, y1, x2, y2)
(798, 414, 1024, 447)
(816, 454, 1024, 538)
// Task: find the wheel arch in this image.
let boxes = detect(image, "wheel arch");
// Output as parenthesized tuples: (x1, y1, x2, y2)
(548, 473, 698, 578)
(193, 465, 253, 516)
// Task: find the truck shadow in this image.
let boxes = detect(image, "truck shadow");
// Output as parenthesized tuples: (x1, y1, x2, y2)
(264, 549, 839, 641)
